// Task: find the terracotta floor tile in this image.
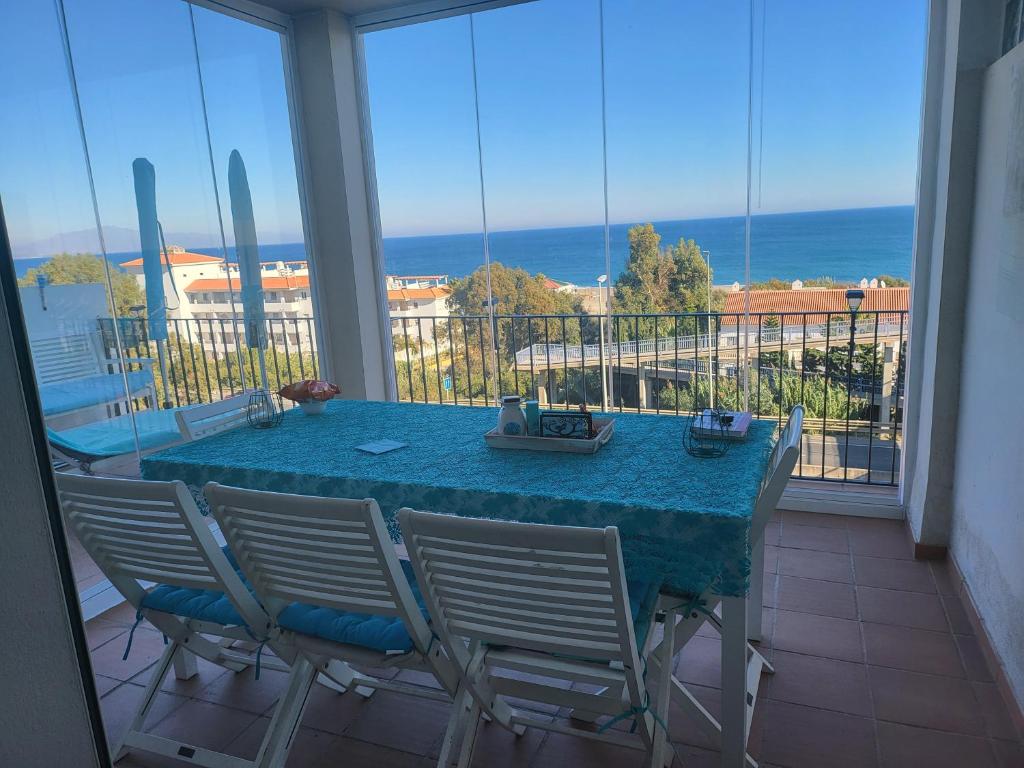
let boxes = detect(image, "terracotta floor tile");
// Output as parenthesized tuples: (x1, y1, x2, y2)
(991, 738, 1024, 768)
(90, 627, 169, 682)
(762, 521, 781, 546)
(869, 666, 986, 736)
(942, 594, 975, 635)
(668, 743, 723, 768)
(100, 683, 187, 751)
(465, 718, 547, 768)
(973, 682, 1022, 741)
(783, 510, 850, 529)
(223, 718, 340, 765)
(780, 524, 850, 554)
(130, 652, 233, 698)
(854, 555, 937, 593)
(773, 609, 864, 663)
(764, 544, 780, 574)
(94, 673, 122, 697)
(848, 528, 913, 560)
(86, 618, 129, 651)
(767, 650, 872, 716)
(862, 622, 965, 677)
(149, 699, 261, 753)
(298, 683, 375, 736)
(762, 572, 778, 608)
(759, 700, 877, 768)
(674, 634, 723, 689)
(776, 575, 858, 619)
(530, 732, 643, 768)
(857, 586, 948, 631)
(930, 561, 962, 596)
(955, 634, 995, 682)
(194, 666, 289, 716)
(876, 721, 996, 768)
(310, 736, 433, 767)
(343, 690, 452, 757)
(779, 548, 853, 583)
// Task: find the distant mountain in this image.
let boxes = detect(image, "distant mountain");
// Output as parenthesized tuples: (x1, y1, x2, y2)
(12, 225, 305, 259)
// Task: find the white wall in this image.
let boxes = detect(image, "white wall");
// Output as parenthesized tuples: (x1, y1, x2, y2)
(18, 282, 109, 338)
(951, 40, 1024, 706)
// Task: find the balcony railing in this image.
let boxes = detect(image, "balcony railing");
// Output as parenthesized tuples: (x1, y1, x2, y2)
(391, 311, 908, 487)
(98, 317, 320, 409)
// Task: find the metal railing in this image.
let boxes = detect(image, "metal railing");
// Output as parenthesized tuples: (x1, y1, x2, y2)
(99, 317, 320, 409)
(391, 310, 908, 487)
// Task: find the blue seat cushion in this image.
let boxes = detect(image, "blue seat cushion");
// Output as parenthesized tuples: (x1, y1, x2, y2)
(141, 546, 247, 627)
(39, 370, 153, 417)
(277, 559, 429, 654)
(277, 559, 660, 656)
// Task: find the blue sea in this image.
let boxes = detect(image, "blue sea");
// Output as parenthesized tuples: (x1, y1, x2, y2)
(14, 205, 913, 286)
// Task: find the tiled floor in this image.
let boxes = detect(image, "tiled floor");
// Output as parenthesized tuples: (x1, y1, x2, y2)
(83, 510, 1024, 768)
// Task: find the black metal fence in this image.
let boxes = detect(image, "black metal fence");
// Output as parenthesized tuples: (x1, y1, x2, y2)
(99, 317, 320, 409)
(391, 310, 908, 486)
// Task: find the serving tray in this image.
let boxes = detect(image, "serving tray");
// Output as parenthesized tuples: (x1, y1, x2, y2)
(484, 418, 615, 454)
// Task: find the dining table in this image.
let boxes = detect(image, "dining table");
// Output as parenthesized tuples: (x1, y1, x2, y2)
(142, 398, 778, 768)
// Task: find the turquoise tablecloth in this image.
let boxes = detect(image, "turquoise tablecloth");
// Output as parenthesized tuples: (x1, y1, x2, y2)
(141, 400, 776, 597)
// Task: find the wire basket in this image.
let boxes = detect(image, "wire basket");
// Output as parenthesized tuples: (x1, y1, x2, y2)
(683, 407, 733, 458)
(247, 389, 284, 429)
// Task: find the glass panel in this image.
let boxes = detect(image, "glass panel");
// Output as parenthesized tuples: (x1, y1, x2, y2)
(364, 17, 487, 405)
(0, 0, 143, 473)
(471, 0, 606, 409)
(192, 5, 317, 396)
(753, 0, 925, 484)
(603, 0, 749, 414)
(60, 0, 255, 415)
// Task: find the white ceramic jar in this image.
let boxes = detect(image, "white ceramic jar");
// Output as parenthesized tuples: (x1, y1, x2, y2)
(497, 395, 528, 436)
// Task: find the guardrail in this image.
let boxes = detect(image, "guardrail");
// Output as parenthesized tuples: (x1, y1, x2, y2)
(391, 310, 908, 487)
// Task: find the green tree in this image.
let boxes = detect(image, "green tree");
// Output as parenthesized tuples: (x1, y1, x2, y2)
(750, 277, 793, 290)
(876, 274, 909, 287)
(18, 252, 145, 317)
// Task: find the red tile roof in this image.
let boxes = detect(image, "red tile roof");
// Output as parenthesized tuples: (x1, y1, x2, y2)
(120, 251, 223, 268)
(386, 287, 451, 301)
(720, 287, 909, 324)
(185, 275, 310, 292)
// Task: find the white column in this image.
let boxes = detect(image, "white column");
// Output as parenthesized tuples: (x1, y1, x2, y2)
(289, 10, 391, 400)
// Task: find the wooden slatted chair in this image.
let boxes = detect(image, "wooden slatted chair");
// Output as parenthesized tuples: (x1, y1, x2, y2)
(650, 405, 806, 766)
(56, 474, 354, 768)
(175, 392, 252, 441)
(205, 484, 464, 736)
(399, 509, 674, 768)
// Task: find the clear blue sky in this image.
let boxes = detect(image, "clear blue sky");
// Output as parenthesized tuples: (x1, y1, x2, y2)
(0, 0, 927, 251)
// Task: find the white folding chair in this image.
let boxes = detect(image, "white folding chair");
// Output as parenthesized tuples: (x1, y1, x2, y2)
(205, 484, 462, 733)
(175, 392, 252, 441)
(399, 509, 673, 768)
(56, 474, 324, 768)
(644, 405, 806, 767)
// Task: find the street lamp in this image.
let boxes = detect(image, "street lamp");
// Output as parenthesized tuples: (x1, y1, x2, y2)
(597, 275, 608, 411)
(702, 249, 714, 409)
(844, 289, 865, 480)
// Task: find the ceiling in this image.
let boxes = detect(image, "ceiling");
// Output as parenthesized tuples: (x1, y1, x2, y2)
(248, 0, 411, 14)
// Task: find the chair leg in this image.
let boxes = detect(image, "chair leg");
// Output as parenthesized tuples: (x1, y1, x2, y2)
(255, 656, 318, 768)
(172, 647, 198, 680)
(319, 658, 376, 698)
(649, 608, 676, 768)
(437, 685, 474, 768)
(455, 699, 482, 768)
(113, 641, 179, 761)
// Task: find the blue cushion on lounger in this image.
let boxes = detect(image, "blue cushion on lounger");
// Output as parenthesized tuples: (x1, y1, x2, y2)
(141, 546, 248, 627)
(49, 409, 182, 458)
(39, 370, 153, 417)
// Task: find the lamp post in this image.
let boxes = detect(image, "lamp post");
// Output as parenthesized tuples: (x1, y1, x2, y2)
(597, 274, 608, 411)
(702, 249, 714, 409)
(844, 289, 864, 480)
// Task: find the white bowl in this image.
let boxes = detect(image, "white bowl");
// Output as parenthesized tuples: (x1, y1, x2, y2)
(299, 400, 328, 415)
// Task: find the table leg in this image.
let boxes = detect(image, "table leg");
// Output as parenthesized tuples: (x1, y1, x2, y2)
(720, 595, 748, 768)
(747, 537, 765, 642)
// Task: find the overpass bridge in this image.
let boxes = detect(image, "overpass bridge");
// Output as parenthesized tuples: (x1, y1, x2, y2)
(512, 316, 908, 373)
